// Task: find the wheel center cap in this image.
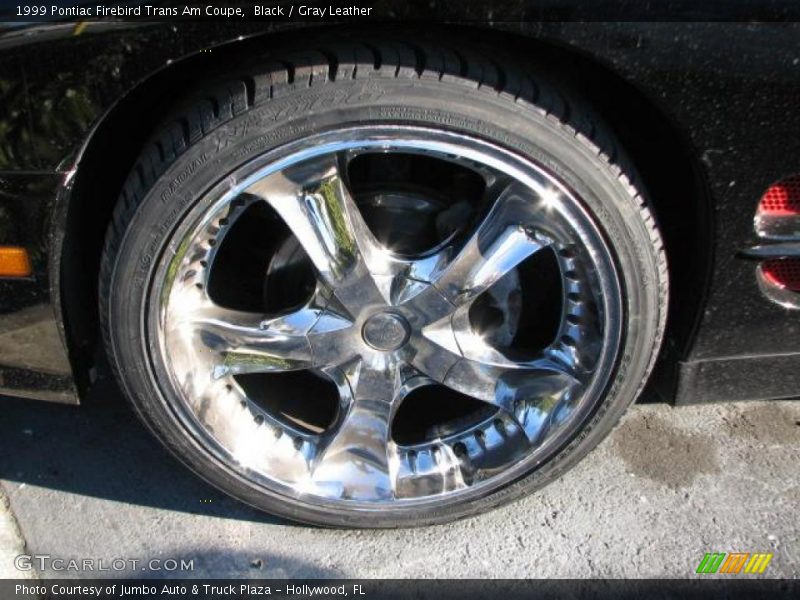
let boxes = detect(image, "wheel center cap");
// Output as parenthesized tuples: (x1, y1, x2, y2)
(362, 312, 411, 351)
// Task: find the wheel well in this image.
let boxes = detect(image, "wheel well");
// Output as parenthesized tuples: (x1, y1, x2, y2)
(60, 25, 711, 401)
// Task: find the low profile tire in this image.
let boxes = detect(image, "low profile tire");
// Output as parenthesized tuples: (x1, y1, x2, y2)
(100, 39, 667, 527)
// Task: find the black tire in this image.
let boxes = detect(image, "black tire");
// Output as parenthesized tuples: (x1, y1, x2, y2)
(100, 37, 668, 528)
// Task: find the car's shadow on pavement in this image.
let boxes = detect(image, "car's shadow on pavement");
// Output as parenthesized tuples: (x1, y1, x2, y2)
(126, 548, 341, 578)
(0, 378, 290, 525)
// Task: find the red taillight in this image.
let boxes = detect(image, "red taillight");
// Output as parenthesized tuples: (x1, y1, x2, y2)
(762, 258, 800, 292)
(759, 176, 800, 215)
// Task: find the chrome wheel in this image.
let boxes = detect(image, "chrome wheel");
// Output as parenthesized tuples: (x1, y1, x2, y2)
(151, 127, 622, 507)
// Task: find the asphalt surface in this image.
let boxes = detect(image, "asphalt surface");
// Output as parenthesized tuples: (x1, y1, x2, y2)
(1, 389, 798, 579)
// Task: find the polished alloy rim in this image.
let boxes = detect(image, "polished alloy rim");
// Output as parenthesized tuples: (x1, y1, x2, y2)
(151, 127, 622, 508)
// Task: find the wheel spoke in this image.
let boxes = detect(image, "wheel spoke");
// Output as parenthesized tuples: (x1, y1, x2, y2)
(443, 356, 579, 410)
(244, 154, 387, 311)
(407, 182, 551, 319)
(416, 309, 581, 413)
(184, 302, 350, 377)
(309, 357, 400, 500)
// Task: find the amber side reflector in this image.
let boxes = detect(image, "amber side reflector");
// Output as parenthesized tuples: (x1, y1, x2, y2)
(0, 246, 32, 277)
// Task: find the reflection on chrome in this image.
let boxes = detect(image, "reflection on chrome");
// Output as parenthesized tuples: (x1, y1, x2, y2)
(153, 127, 622, 507)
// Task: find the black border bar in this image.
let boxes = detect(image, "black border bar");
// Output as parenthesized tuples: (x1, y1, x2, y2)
(4, 0, 800, 23)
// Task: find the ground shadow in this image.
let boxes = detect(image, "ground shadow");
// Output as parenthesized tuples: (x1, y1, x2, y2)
(0, 379, 290, 525)
(28, 548, 342, 579)
(130, 548, 342, 579)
